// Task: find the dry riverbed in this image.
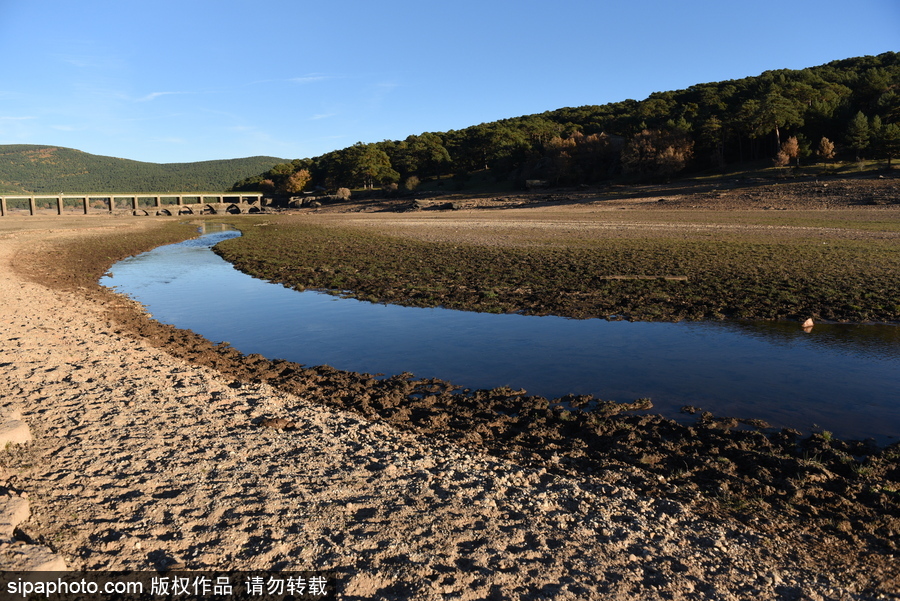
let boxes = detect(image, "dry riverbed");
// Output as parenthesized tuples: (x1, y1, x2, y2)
(0, 185, 899, 600)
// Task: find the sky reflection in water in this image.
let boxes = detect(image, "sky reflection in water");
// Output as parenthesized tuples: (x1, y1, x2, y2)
(101, 228, 900, 443)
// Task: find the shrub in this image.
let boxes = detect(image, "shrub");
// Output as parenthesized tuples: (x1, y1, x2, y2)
(404, 175, 420, 191)
(335, 187, 352, 201)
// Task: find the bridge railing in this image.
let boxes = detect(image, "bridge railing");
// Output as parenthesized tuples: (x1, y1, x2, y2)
(0, 193, 265, 216)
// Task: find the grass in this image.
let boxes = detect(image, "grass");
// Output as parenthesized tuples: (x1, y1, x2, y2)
(213, 214, 900, 323)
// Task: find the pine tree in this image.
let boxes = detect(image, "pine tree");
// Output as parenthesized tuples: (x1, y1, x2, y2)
(846, 112, 870, 160)
(880, 123, 900, 168)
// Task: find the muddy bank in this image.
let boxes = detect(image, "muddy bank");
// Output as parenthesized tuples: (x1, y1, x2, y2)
(84, 303, 900, 571)
(6, 217, 898, 597)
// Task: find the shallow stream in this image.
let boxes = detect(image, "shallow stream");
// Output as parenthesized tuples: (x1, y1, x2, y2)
(100, 224, 900, 443)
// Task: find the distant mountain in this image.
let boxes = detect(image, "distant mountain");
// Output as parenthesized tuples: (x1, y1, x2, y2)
(0, 145, 288, 194)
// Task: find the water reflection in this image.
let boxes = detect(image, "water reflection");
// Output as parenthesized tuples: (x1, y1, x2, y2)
(710, 319, 900, 361)
(100, 229, 900, 443)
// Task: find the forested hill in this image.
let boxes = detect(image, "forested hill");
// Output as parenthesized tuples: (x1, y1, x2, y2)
(235, 51, 900, 194)
(0, 145, 287, 194)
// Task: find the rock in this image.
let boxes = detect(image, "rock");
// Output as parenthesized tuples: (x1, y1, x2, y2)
(1, 409, 23, 421)
(258, 417, 296, 430)
(0, 420, 31, 447)
(0, 496, 30, 538)
(802, 317, 814, 331)
(0, 540, 67, 571)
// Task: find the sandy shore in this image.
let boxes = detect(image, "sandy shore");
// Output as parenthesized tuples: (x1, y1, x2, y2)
(0, 217, 897, 599)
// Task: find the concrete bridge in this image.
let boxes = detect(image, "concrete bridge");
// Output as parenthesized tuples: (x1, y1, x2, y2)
(0, 193, 266, 217)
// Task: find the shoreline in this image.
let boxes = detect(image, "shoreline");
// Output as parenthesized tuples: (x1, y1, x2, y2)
(1, 216, 898, 598)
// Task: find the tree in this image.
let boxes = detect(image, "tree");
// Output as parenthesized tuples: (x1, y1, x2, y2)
(637, 93, 677, 129)
(544, 135, 577, 184)
(774, 136, 799, 168)
(267, 163, 293, 177)
(621, 129, 693, 179)
(784, 136, 799, 167)
(314, 150, 353, 190)
(345, 143, 399, 189)
(453, 123, 530, 174)
(858, 67, 894, 111)
(879, 123, 900, 167)
(870, 115, 884, 155)
(281, 169, 310, 194)
(846, 112, 870, 160)
(573, 132, 620, 181)
(815, 137, 835, 168)
(875, 89, 900, 125)
(739, 86, 805, 155)
(699, 115, 726, 169)
(395, 133, 451, 178)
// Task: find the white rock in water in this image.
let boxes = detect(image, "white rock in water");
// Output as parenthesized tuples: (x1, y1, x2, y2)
(801, 318, 814, 329)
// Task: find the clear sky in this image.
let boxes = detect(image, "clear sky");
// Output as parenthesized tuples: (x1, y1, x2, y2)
(1, 0, 897, 164)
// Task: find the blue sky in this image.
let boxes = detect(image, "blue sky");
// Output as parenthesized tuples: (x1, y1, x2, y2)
(1, 0, 897, 164)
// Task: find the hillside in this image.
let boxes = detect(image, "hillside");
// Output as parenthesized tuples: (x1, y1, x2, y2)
(235, 52, 900, 194)
(0, 145, 287, 194)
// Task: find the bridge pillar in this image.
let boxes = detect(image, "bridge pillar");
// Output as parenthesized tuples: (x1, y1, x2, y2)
(0, 192, 263, 217)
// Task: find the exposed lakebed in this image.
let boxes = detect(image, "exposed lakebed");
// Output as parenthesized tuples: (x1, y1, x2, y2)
(100, 225, 900, 443)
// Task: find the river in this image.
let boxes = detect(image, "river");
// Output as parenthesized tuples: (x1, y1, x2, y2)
(100, 225, 900, 443)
